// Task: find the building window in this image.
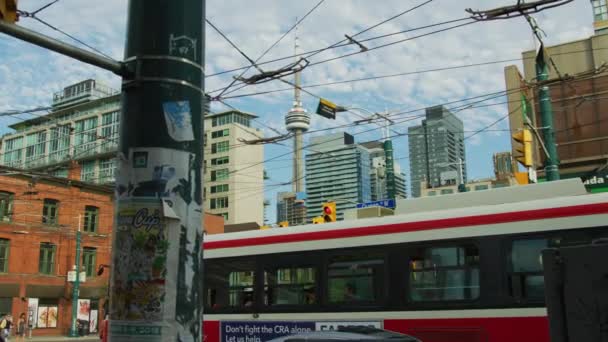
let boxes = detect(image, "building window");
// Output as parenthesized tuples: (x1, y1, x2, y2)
(211, 141, 230, 154)
(99, 158, 116, 183)
(84, 206, 99, 232)
(474, 184, 489, 191)
(593, 0, 608, 20)
(37, 298, 58, 328)
(219, 212, 229, 221)
(48, 125, 71, 163)
(25, 131, 47, 165)
(39, 242, 56, 274)
(211, 129, 229, 138)
(210, 168, 229, 182)
(409, 245, 480, 301)
(0, 239, 8, 273)
(82, 247, 97, 277)
(210, 184, 229, 194)
(100, 111, 119, 151)
(42, 199, 59, 225)
(210, 197, 229, 209)
(211, 156, 229, 165)
(0, 192, 13, 222)
(3, 136, 24, 168)
(81, 160, 96, 182)
(74, 116, 98, 157)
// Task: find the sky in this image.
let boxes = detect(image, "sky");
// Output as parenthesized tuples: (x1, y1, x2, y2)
(0, 0, 596, 223)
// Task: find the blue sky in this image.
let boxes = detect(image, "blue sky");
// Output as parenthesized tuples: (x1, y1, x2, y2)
(0, 0, 595, 223)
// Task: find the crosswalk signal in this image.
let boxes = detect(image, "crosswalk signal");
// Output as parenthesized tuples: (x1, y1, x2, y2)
(0, 0, 19, 24)
(512, 129, 533, 167)
(322, 202, 336, 223)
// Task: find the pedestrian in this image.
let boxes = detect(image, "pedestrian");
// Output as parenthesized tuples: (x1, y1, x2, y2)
(4, 314, 13, 341)
(99, 314, 108, 342)
(0, 314, 6, 342)
(15, 314, 25, 342)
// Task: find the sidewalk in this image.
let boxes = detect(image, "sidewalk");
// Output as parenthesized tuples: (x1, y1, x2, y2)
(13, 336, 99, 341)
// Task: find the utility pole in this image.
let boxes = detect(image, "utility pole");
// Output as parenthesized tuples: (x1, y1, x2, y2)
(536, 46, 560, 181)
(1, 1, 206, 341)
(110, 1, 205, 341)
(69, 215, 82, 338)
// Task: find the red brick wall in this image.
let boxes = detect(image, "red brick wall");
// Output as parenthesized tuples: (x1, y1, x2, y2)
(204, 213, 224, 235)
(0, 173, 113, 337)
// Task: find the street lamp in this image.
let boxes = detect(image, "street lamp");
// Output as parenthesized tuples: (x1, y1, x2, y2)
(437, 158, 466, 192)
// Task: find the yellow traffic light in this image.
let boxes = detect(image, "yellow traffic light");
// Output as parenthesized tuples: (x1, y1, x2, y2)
(322, 202, 337, 223)
(312, 216, 324, 224)
(512, 129, 533, 167)
(0, 0, 18, 24)
(278, 221, 289, 228)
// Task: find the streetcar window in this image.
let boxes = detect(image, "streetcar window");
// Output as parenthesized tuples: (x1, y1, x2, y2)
(510, 239, 547, 300)
(409, 245, 480, 301)
(203, 259, 256, 309)
(328, 253, 384, 304)
(265, 266, 316, 306)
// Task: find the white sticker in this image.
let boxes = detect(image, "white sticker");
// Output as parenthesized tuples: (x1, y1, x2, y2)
(162, 101, 195, 142)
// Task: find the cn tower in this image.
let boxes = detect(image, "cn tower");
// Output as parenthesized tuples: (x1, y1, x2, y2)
(284, 31, 310, 193)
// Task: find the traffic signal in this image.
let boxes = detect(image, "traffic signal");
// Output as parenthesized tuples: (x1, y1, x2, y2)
(312, 216, 324, 224)
(322, 202, 336, 223)
(0, 0, 18, 24)
(278, 221, 289, 228)
(512, 129, 533, 167)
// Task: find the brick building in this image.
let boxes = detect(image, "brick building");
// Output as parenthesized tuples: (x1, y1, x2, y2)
(0, 162, 113, 337)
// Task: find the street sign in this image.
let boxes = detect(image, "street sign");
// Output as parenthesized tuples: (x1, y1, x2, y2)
(356, 199, 395, 209)
(316, 98, 338, 119)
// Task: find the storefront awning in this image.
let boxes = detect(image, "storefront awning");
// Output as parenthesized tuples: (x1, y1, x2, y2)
(0, 283, 20, 297)
(79, 286, 107, 299)
(25, 285, 65, 298)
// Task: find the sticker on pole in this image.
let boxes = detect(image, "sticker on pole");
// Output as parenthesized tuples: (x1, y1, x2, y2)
(163, 101, 195, 142)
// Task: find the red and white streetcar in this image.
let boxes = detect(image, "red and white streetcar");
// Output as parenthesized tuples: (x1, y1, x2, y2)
(202, 179, 608, 342)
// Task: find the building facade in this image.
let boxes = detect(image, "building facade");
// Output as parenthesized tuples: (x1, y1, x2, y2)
(0, 164, 112, 337)
(203, 110, 264, 226)
(305, 132, 372, 222)
(408, 106, 467, 197)
(276, 191, 306, 226)
(0, 80, 121, 184)
(419, 178, 513, 197)
(504, 19, 608, 193)
(361, 141, 408, 200)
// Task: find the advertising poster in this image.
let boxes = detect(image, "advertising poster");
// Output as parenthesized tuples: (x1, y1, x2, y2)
(37, 307, 47, 328)
(90, 309, 98, 333)
(112, 200, 167, 322)
(220, 321, 382, 342)
(162, 101, 195, 142)
(27, 298, 38, 328)
(78, 299, 91, 321)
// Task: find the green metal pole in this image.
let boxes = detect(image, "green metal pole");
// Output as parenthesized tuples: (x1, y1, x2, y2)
(69, 228, 81, 337)
(109, 1, 205, 341)
(536, 46, 560, 181)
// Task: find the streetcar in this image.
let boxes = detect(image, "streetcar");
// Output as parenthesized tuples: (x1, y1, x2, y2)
(202, 179, 608, 342)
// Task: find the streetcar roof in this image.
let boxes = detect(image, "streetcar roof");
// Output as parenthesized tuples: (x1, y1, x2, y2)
(203, 179, 608, 256)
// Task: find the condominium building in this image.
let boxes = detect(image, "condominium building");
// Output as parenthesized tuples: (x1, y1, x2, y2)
(361, 141, 408, 200)
(305, 132, 372, 222)
(203, 110, 264, 226)
(0, 80, 121, 183)
(276, 191, 306, 226)
(408, 105, 467, 197)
